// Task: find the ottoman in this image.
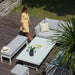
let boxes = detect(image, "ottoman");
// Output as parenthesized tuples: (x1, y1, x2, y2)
(11, 64, 29, 75)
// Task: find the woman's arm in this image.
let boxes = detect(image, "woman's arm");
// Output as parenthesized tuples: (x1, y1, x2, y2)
(21, 23, 25, 30)
(28, 19, 31, 25)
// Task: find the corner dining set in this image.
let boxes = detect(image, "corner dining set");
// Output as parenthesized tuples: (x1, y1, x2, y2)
(0, 18, 70, 75)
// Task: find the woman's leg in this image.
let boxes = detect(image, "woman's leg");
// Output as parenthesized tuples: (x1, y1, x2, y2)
(21, 31, 24, 36)
(27, 32, 32, 41)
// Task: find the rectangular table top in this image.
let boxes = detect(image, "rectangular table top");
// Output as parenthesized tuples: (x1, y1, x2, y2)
(16, 37, 56, 65)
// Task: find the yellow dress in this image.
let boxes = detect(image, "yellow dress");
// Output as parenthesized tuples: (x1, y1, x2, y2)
(20, 12, 29, 32)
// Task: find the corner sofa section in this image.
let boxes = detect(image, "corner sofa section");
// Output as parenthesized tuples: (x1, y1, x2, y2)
(34, 18, 64, 39)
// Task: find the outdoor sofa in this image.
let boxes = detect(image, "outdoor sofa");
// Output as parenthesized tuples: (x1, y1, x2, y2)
(35, 18, 70, 74)
(0, 35, 28, 64)
(34, 18, 64, 39)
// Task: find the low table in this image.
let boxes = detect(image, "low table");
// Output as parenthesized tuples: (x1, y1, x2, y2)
(16, 37, 56, 70)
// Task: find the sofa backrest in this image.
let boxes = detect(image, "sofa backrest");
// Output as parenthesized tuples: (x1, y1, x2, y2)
(45, 18, 68, 32)
(57, 20, 66, 32)
(45, 18, 59, 30)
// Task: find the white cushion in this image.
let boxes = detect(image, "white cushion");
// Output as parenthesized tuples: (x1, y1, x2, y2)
(38, 30, 59, 39)
(45, 18, 59, 30)
(40, 22, 49, 32)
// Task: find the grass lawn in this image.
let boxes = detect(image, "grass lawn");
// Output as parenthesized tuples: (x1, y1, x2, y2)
(12, 0, 75, 21)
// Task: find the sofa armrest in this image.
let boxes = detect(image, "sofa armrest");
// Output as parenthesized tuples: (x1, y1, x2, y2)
(34, 20, 45, 36)
(35, 25, 40, 36)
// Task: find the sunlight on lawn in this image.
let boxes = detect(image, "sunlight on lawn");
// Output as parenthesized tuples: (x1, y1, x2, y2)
(11, 4, 75, 21)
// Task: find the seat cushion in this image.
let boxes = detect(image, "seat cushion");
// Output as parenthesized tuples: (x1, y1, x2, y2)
(38, 30, 59, 39)
(1, 35, 27, 57)
(11, 64, 29, 75)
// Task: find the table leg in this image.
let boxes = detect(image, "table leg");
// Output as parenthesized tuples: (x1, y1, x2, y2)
(1, 55, 3, 62)
(36, 68, 38, 71)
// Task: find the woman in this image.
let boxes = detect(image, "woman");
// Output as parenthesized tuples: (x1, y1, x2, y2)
(20, 5, 32, 42)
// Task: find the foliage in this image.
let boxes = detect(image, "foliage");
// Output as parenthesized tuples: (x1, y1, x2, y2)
(52, 17, 75, 74)
(28, 45, 35, 51)
(22, 0, 75, 16)
(11, 0, 75, 20)
(28, 44, 41, 51)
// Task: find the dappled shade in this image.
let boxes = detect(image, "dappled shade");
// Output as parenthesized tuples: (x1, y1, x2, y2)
(22, 0, 75, 16)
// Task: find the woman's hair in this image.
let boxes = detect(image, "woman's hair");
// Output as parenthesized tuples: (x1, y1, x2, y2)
(21, 5, 28, 13)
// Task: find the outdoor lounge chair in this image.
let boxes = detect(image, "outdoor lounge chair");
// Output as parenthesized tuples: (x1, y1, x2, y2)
(0, 35, 28, 64)
(46, 51, 70, 75)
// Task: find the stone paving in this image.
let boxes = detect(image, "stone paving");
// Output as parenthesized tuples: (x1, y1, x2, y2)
(0, 0, 21, 16)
